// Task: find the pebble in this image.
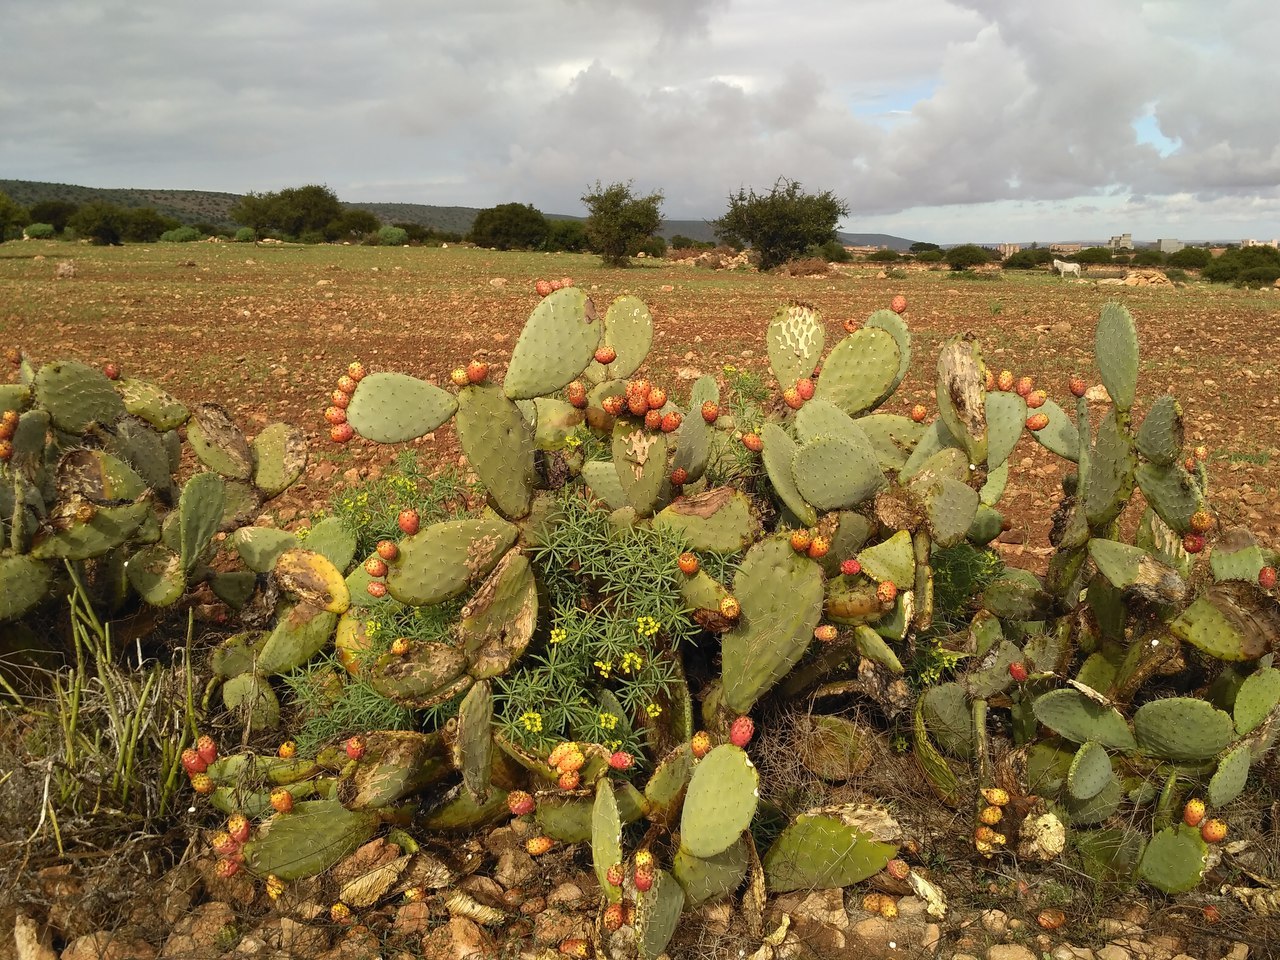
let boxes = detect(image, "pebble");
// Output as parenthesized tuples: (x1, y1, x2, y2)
(980, 909, 1010, 934)
(1096, 946, 1131, 960)
(987, 946, 1038, 960)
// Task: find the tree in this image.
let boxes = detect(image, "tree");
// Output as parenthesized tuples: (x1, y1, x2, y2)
(29, 200, 78, 233)
(123, 208, 178, 242)
(713, 177, 849, 271)
(0, 191, 28, 241)
(468, 203, 550, 251)
(581, 181, 664, 267)
(230, 185, 343, 239)
(326, 209, 380, 241)
(944, 244, 993, 270)
(544, 219, 588, 253)
(1075, 247, 1114, 265)
(909, 241, 941, 253)
(1167, 247, 1212, 270)
(1203, 245, 1280, 284)
(68, 202, 130, 245)
(1002, 249, 1053, 270)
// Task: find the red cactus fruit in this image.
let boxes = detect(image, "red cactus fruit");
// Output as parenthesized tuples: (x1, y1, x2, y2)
(367, 580, 388, 598)
(4, 347, 21, 365)
(609, 751, 633, 771)
(331, 389, 351, 408)
(660, 411, 682, 433)
(450, 367, 470, 387)
(329, 423, 355, 443)
(558, 770, 581, 791)
(211, 831, 240, 857)
(329, 903, 352, 924)
(796, 378, 815, 401)
(547, 742, 574, 769)
(345, 736, 366, 761)
(1200, 818, 1227, 843)
(1026, 389, 1046, 409)
(1026, 413, 1050, 431)
(466, 360, 489, 384)
(215, 858, 240, 879)
(1008, 661, 1029, 682)
(560, 277, 573, 288)
(910, 404, 927, 423)
(690, 731, 712, 759)
(633, 871, 653, 893)
(1195, 445, 1208, 461)
(364, 556, 388, 578)
(559, 937, 590, 958)
(790, 529, 812, 553)
(701, 401, 719, 423)
(813, 624, 838, 643)
(103, 362, 121, 380)
(182, 748, 208, 776)
(347, 362, 366, 382)
(526, 836, 554, 856)
(807, 536, 830, 559)
(840, 558, 862, 577)
(601, 395, 625, 416)
(885, 858, 911, 880)
(197, 735, 218, 766)
(670, 467, 689, 486)
(729, 716, 754, 748)
(336, 374, 358, 394)
(507, 790, 536, 817)
(227, 813, 250, 844)
(391, 637, 410, 656)
(270, 788, 293, 813)
(594, 344, 617, 365)
(1260, 566, 1277, 589)
(1069, 375, 1087, 397)
(191, 774, 215, 796)
(644, 409, 663, 431)
(536, 279, 554, 297)
(877, 580, 898, 604)
(1189, 509, 1213, 533)
(648, 386, 668, 409)
(1014, 376, 1034, 398)
(1182, 533, 1205, 554)
(603, 901, 624, 931)
(398, 509, 420, 535)
(566, 381, 588, 408)
(741, 433, 763, 453)
(0, 440, 14, 461)
(891, 294, 907, 314)
(996, 370, 1015, 392)
(376, 540, 398, 561)
(677, 552, 699, 575)
(783, 386, 804, 410)
(984, 370, 996, 391)
(1183, 798, 1206, 827)
(629, 395, 651, 417)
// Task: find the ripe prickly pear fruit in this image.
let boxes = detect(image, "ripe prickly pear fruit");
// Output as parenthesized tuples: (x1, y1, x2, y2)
(558, 770, 581, 791)
(862, 892, 887, 913)
(1183, 798, 1206, 827)
(227, 813, 250, 844)
(783, 386, 804, 410)
(450, 367, 470, 388)
(331, 389, 351, 408)
(877, 580, 898, 604)
(609, 751, 633, 771)
(398, 509, 420, 535)
(644, 410, 663, 431)
(466, 360, 489, 384)
(329, 903, 352, 924)
(601, 395, 625, 417)
(984, 370, 996, 391)
(211, 831, 240, 857)
(336, 374, 358, 395)
(719, 596, 741, 620)
(270, 788, 294, 813)
(840, 558, 862, 577)
(634, 848, 655, 873)
(215, 858, 240, 879)
(633, 871, 653, 893)
(197, 735, 218, 766)
(391, 637, 410, 656)
(103, 362, 121, 380)
(879, 899, 899, 919)
(1008, 661, 1029, 682)
(347, 361, 366, 382)
(1026, 413, 1049, 431)
(1069, 375, 1087, 397)
(1260, 566, 1277, 589)
(547, 742, 574, 769)
(560, 938, 589, 958)
(996, 370, 1015, 392)
(364, 556, 388, 578)
(981, 787, 1010, 807)
(1189, 509, 1213, 533)
(660, 411, 682, 433)
(647, 386, 668, 409)
(1182, 533, 1205, 554)
(4, 347, 20, 365)
(594, 344, 616, 365)
(560, 277, 573, 288)
(1200, 818, 1227, 843)
(0, 440, 12, 461)
(796, 378, 815, 401)
(566, 381, 588, 408)
(536, 279, 554, 297)
(1014, 376, 1034, 398)
(191, 774, 215, 796)
(691, 731, 712, 759)
(1195, 445, 1208, 461)
(790, 529, 812, 553)
(885, 859, 911, 880)
(507, 790, 536, 816)
(1183, 456, 1197, 472)
(330, 423, 355, 443)
(670, 467, 688, 486)
(813, 624, 838, 643)
(910, 404, 927, 423)
(741, 433, 763, 453)
(979, 805, 1004, 825)
(278, 741, 297, 759)
(807, 536, 829, 559)
(677, 552, 699, 575)
(526, 835, 554, 856)
(1026, 389, 1046, 409)
(891, 294, 907, 314)
(376, 540, 398, 561)
(182, 748, 208, 776)
(603, 901, 624, 931)
(729, 716, 754, 748)
(325, 404, 349, 425)
(701, 401, 719, 423)
(266, 874, 286, 900)
(629, 395, 650, 417)
(627, 378, 652, 400)
(345, 736, 366, 760)
(367, 580, 388, 598)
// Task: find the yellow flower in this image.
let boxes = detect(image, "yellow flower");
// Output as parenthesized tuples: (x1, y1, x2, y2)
(550, 628, 567, 645)
(565, 434, 582, 448)
(645, 703, 662, 718)
(620, 652, 643, 674)
(608, 740, 622, 752)
(723, 363, 738, 374)
(519, 711, 543, 733)
(594, 660, 613, 678)
(599, 713, 618, 730)
(635, 616, 660, 638)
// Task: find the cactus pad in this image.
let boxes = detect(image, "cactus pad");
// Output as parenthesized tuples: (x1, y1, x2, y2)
(116, 377, 189, 431)
(344, 372, 458, 443)
(672, 837, 748, 907)
(856, 530, 915, 587)
(273, 548, 349, 614)
(653, 487, 760, 554)
(864, 308, 912, 400)
(504, 287, 600, 399)
(984, 390, 1027, 469)
(671, 375, 719, 483)
(0, 554, 53, 620)
(793, 435, 886, 510)
(1027, 398, 1080, 461)
(759, 423, 816, 526)
(766, 303, 825, 387)
(251, 423, 307, 496)
(1234, 667, 1280, 735)
(857, 413, 925, 473)
(582, 459, 627, 510)
(1169, 584, 1279, 662)
(1096, 302, 1139, 412)
(458, 549, 537, 678)
(591, 780, 624, 902)
(612, 421, 668, 516)
(386, 515, 517, 606)
(456, 383, 535, 519)
(1067, 740, 1115, 800)
(1135, 394, 1183, 466)
(814, 327, 900, 416)
(1133, 697, 1234, 761)
(1208, 742, 1251, 807)
(934, 335, 988, 465)
(243, 800, 379, 881)
(584, 294, 653, 383)
(636, 868, 686, 960)
(256, 602, 339, 676)
(1138, 824, 1207, 894)
(34, 360, 126, 432)
(187, 403, 255, 480)
(681, 745, 759, 858)
(222, 673, 280, 731)
(1032, 690, 1136, 750)
(338, 730, 451, 809)
(762, 812, 897, 893)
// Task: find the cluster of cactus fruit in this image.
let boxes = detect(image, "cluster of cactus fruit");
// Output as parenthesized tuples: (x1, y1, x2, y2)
(12, 279, 1280, 952)
(0, 349, 307, 626)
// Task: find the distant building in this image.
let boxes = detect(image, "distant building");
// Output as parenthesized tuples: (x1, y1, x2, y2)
(997, 243, 1021, 259)
(1156, 239, 1184, 254)
(1108, 233, 1134, 251)
(1050, 243, 1083, 254)
(1242, 238, 1280, 249)
(844, 245, 882, 256)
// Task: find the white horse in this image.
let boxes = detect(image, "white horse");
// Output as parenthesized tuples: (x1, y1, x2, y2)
(1052, 258, 1082, 278)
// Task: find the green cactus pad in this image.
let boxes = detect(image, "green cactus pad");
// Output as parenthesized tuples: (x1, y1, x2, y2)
(763, 813, 898, 893)
(243, 800, 379, 881)
(1087, 538, 1185, 603)
(864, 308, 912, 400)
(814, 327, 900, 416)
(637, 868, 686, 960)
(337, 730, 451, 809)
(720, 537, 825, 713)
(1210, 528, 1266, 583)
(1135, 462, 1202, 534)
(368, 640, 471, 708)
(343, 372, 458, 443)
(1084, 409, 1136, 529)
(981, 569, 1055, 620)
(1027, 398, 1080, 461)
(984, 390, 1027, 469)
(792, 435, 886, 510)
(1138, 824, 1207, 895)
(793, 398, 872, 448)
(591, 780, 624, 903)
(672, 837, 748, 907)
(107, 418, 176, 500)
(459, 549, 537, 678)
(767, 303, 825, 388)
(222, 673, 280, 731)
(456, 383, 535, 520)
(911, 475, 980, 548)
(30, 501, 152, 561)
(531, 398, 584, 451)
(679, 569, 729, 612)
(210, 631, 268, 679)
(856, 530, 915, 587)
(1096, 302, 1139, 412)
(913, 699, 961, 804)
(0, 383, 30, 414)
(964, 640, 1023, 699)
(853, 625, 904, 673)
(504, 287, 600, 399)
(967, 504, 1004, 545)
(759, 422, 816, 526)
(1135, 394, 1183, 466)
(125, 543, 186, 606)
(1063, 777, 1125, 825)
(681, 745, 760, 858)
(457, 680, 494, 803)
(857, 414, 925, 473)
(901, 418, 963, 480)
(1169, 584, 1279, 662)
(386, 515, 517, 606)
(920, 682, 973, 759)
(582, 459, 628, 510)
(1133, 698, 1234, 761)
(934, 335, 988, 465)
(534, 784, 644, 842)
(980, 461, 1008, 506)
(583, 294, 653, 384)
(644, 744, 694, 826)
(1234, 667, 1280, 735)
(0, 554, 52, 620)
(178, 471, 225, 574)
(421, 785, 511, 832)
(1067, 740, 1116, 800)
(1032, 690, 1136, 750)
(654, 487, 760, 554)
(187, 403, 255, 480)
(230, 527, 296, 573)
(1208, 742, 1251, 807)
(34, 360, 126, 432)
(251, 423, 307, 496)
(116, 377, 189, 431)
(256, 602, 338, 676)
(671, 376, 719, 483)
(612, 421, 669, 516)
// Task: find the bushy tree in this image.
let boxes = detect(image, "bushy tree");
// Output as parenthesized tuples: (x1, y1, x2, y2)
(230, 185, 343, 240)
(1002, 249, 1053, 270)
(1075, 246, 1114, 264)
(0, 191, 29, 241)
(23, 223, 55, 239)
(68, 202, 130, 245)
(1131, 249, 1166, 267)
(868, 249, 900, 262)
(582, 181, 664, 267)
(29, 200, 78, 233)
(909, 241, 941, 253)
(160, 226, 202, 242)
(327, 209, 380, 242)
(376, 225, 409, 246)
(1167, 246, 1212, 269)
(713, 177, 849, 271)
(123, 208, 178, 243)
(944, 244, 993, 270)
(468, 203, 550, 251)
(1202, 245, 1280, 284)
(544, 219, 588, 253)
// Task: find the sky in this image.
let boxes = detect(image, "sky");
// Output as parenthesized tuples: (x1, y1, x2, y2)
(3, 0, 1279, 244)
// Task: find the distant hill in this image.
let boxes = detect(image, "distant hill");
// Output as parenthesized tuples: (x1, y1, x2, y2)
(0, 179, 918, 248)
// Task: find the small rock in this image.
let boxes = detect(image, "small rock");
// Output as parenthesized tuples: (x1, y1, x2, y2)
(62, 932, 158, 960)
(896, 896, 928, 920)
(987, 946, 1038, 960)
(1224, 945, 1249, 960)
(279, 918, 329, 955)
(546, 882, 586, 907)
(1096, 947, 1131, 960)
(1099, 919, 1143, 938)
(14, 914, 57, 960)
(393, 901, 433, 938)
(921, 922, 942, 953)
(489, 278, 507, 288)
(980, 909, 1010, 934)
(532, 908, 588, 947)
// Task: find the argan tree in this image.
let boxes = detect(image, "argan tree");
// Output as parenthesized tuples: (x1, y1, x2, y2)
(713, 177, 849, 271)
(581, 181, 664, 267)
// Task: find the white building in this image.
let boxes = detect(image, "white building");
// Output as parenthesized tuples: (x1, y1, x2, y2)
(1156, 239, 1184, 254)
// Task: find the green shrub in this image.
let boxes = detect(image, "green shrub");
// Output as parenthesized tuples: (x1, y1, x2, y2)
(1164, 268, 1189, 283)
(377, 225, 409, 246)
(1202, 245, 1280, 284)
(469, 202, 550, 251)
(1075, 246, 1115, 264)
(234, 226, 257, 242)
(1237, 265, 1280, 288)
(23, 222, 55, 239)
(915, 249, 944, 263)
(944, 244, 993, 270)
(1167, 247, 1212, 269)
(1131, 249, 1165, 267)
(816, 239, 851, 262)
(631, 234, 667, 258)
(159, 226, 202, 243)
(867, 249, 900, 262)
(1002, 249, 1052, 270)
